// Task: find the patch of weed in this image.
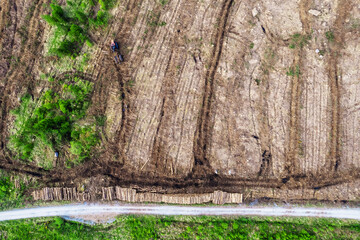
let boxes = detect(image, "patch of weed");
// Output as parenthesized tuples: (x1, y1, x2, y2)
(325, 30, 335, 42)
(0, 171, 29, 211)
(288, 33, 311, 49)
(286, 65, 300, 77)
(147, 10, 166, 28)
(159, 0, 169, 6)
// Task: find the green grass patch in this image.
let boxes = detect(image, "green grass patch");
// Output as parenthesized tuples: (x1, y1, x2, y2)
(0, 170, 34, 211)
(8, 76, 99, 169)
(159, 0, 169, 6)
(286, 65, 301, 77)
(325, 30, 335, 42)
(147, 10, 167, 28)
(0, 215, 359, 239)
(288, 33, 311, 49)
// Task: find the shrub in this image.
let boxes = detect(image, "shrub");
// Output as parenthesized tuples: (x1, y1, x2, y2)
(51, 40, 80, 58)
(42, 15, 59, 26)
(91, 10, 109, 28)
(75, 10, 88, 24)
(43, 0, 115, 58)
(69, 125, 98, 164)
(50, 4, 67, 24)
(9, 76, 98, 167)
(99, 0, 108, 10)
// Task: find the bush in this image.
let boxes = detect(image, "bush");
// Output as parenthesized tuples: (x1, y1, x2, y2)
(69, 125, 98, 163)
(50, 4, 67, 24)
(42, 15, 59, 27)
(9, 76, 98, 167)
(90, 10, 109, 28)
(75, 10, 88, 24)
(99, 0, 108, 10)
(51, 40, 79, 58)
(43, 0, 115, 58)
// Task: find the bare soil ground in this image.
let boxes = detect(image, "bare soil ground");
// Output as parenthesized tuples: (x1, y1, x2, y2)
(0, 0, 360, 202)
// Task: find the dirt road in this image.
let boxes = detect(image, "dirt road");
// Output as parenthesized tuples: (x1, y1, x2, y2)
(0, 204, 359, 222)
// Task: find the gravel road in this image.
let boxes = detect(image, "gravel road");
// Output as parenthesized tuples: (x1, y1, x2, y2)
(0, 204, 359, 221)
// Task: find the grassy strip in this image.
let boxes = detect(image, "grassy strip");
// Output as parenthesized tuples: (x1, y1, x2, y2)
(0, 170, 36, 211)
(9, 76, 98, 169)
(0, 215, 359, 239)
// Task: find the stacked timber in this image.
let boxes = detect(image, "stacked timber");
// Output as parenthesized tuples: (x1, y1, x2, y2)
(31, 187, 243, 204)
(32, 187, 93, 201)
(102, 187, 243, 204)
(115, 187, 137, 202)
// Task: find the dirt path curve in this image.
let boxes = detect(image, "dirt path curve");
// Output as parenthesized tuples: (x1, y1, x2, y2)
(0, 204, 360, 221)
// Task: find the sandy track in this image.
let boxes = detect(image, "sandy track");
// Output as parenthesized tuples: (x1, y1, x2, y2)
(0, 204, 360, 222)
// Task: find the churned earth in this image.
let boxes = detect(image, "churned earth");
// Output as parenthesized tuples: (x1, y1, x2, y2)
(0, 0, 360, 202)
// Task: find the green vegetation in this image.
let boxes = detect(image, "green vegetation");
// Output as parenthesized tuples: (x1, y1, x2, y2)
(42, 0, 116, 58)
(95, 115, 106, 126)
(159, 0, 169, 6)
(0, 171, 28, 211)
(325, 30, 335, 42)
(286, 65, 300, 77)
(260, 47, 276, 75)
(288, 33, 311, 49)
(9, 76, 99, 169)
(249, 42, 254, 49)
(147, 10, 166, 28)
(351, 18, 360, 30)
(319, 49, 326, 56)
(0, 215, 359, 239)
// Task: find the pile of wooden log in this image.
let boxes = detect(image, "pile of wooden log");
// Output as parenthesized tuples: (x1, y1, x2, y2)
(32, 187, 93, 201)
(32, 187, 243, 204)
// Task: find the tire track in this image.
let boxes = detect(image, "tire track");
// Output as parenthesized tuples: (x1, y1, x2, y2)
(112, 0, 145, 164)
(149, 52, 174, 174)
(327, 0, 353, 172)
(192, 0, 233, 177)
(124, 0, 197, 173)
(147, 0, 200, 175)
(89, 0, 141, 164)
(257, 46, 277, 178)
(285, 0, 311, 176)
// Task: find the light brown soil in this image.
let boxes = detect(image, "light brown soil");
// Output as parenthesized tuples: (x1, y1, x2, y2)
(0, 0, 360, 202)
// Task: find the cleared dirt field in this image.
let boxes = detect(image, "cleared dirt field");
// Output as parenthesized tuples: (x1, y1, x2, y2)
(0, 0, 360, 201)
